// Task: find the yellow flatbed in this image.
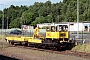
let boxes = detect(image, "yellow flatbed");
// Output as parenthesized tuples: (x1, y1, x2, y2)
(6, 36, 42, 43)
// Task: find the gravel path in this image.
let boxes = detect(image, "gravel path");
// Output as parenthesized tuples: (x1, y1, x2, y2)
(0, 39, 89, 60)
(0, 47, 89, 60)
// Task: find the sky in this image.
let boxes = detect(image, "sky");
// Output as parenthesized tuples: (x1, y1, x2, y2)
(0, 0, 63, 11)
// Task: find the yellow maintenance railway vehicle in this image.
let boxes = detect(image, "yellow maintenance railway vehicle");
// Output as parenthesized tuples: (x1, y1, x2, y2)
(5, 24, 73, 50)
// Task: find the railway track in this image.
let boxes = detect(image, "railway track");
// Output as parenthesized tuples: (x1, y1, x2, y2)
(8, 44, 90, 59)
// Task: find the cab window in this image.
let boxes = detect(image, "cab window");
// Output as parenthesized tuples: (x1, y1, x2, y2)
(58, 25, 63, 31)
(63, 25, 68, 31)
(58, 25, 68, 31)
(51, 26, 56, 32)
(46, 27, 51, 31)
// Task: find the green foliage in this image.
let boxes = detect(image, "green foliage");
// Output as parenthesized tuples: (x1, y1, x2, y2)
(31, 16, 45, 26)
(22, 11, 34, 25)
(9, 17, 21, 28)
(0, 12, 2, 28)
(0, 0, 90, 28)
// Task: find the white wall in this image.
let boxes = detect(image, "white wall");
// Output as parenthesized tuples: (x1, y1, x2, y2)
(69, 23, 84, 31)
(37, 23, 90, 32)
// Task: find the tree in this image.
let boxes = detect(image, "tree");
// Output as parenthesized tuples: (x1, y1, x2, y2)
(0, 0, 90, 28)
(0, 11, 2, 28)
(22, 11, 34, 25)
(9, 17, 21, 28)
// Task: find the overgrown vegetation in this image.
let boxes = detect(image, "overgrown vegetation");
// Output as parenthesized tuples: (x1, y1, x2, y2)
(72, 43, 90, 53)
(0, 34, 5, 40)
(0, 0, 90, 28)
(0, 34, 8, 49)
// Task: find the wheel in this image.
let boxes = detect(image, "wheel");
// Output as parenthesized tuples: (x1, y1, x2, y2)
(9, 41, 11, 44)
(11, 42, 14, 45)
(19, 42, 23, 46)
(25, 43, 29, 46)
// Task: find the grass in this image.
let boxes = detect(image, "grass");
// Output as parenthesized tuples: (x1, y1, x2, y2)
(0, 34, 6, 41)
(72, 43, 90, 53)
(0, 34, 9, 49)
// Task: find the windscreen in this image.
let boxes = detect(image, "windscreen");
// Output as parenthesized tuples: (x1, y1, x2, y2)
(58, 25, 68, 31)
(46, 26, 56, 32)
